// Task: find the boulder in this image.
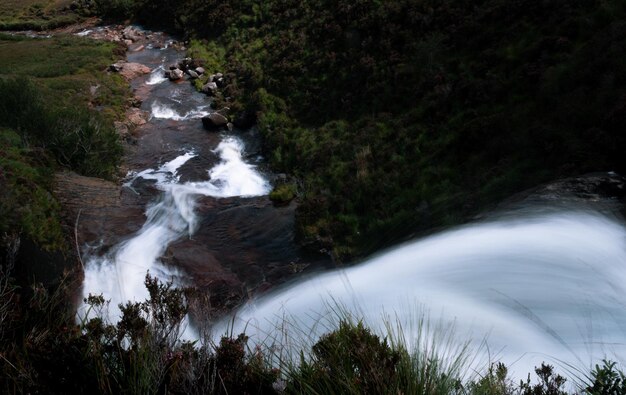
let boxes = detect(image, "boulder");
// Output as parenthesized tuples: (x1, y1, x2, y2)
(122, 26, 142, 42)
(195, 67, 205, 75)
(169, 68, 184, 81)
(110, 62, 151, 80)
(187, 70, 199, 79)
(202, 113, 229, 130)
(201, 81, 218, 96)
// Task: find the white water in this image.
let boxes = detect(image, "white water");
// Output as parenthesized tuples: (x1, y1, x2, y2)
(81, 137, 270, 323)
(216, 211, 626, 377)
(150, 101, 211, 121)
(146, 65, 168, 85)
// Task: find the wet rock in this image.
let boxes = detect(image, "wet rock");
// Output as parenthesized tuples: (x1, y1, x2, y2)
(187, 70, 199, 79)
(195, 67, 205, 75)
(202, 112, 229, 130)
(54, 171, 140, 247)
(488, 172, 626, 219)
(169, 68, 184, 81)
(201, 81, 218, 96)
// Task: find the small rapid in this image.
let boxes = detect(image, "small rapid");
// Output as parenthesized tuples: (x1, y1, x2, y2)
(216, 211, 626, 377)
(81, 137, 270, 322)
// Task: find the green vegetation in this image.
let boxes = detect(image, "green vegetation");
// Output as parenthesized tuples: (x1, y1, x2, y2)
(1, 271, 623, 394)
(269, 183, 297, 205)
(0, 0, 80, 31)
(0, 33, 128, 256)
(110, 0, 626, 259)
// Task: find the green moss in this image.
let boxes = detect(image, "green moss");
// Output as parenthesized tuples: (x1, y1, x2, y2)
(269, 183, 296, 204)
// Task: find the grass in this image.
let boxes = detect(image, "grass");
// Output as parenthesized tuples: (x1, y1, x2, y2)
(0, 0, 79, 31)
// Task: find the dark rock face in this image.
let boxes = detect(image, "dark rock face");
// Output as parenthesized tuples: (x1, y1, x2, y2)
(54, 171, 146, 253)
(488, 172, 626, 219)
(202, 112, 229, 130)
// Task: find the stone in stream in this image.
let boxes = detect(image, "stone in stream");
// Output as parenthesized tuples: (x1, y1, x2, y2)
(187, 70, 199, 79)
(109, 61, 151, 81)
(202, 112, 229, 130)
(169, 68, 184, 81)
(195, 67, 205, 75)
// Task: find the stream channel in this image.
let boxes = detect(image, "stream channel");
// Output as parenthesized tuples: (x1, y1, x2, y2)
(77, 27, 626, 380)
(78, 28, 329, 325)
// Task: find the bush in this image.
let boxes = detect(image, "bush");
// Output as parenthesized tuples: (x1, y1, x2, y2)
(289, 320, 400, 394)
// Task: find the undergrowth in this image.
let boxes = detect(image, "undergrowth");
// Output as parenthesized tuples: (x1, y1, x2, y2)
(1, 269, 624, 394)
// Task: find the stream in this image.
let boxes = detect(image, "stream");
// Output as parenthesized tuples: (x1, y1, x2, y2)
(77, 27, 626, 380)
(79, 28, 329, 323)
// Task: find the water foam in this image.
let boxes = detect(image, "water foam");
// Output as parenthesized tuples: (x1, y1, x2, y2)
(216, 212, 626, 377)
(146, 65, 168, 85)
(150, 101, 211, 121)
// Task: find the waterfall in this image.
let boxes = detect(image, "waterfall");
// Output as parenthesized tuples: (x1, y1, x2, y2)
(215, 211, 626, 377)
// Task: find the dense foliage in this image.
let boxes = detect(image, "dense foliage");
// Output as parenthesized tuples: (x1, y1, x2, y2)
(106, 0, 626, 259)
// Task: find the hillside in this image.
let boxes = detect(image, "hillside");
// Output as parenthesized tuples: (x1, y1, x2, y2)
(111, 0, 626, 259)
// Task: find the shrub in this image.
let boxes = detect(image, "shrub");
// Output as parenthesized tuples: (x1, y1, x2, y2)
(586, 360, 626, 395)
(288, 320, 400, 394)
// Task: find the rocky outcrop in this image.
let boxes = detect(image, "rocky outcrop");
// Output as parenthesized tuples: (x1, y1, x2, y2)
(109, 61, 151, 81)
(488, 172, 626, 219)
(126, 107, 148, 126)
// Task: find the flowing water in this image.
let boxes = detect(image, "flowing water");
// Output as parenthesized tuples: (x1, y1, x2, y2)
(77, 27, 626, 379)
(79, 29, 328, 323)
(217, 210, 626, 377)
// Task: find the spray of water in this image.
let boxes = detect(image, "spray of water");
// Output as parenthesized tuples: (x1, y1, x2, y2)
(150, 101, 211, 121)
(80, 137, 270, 323)
(146, 65, 168, 85)
(215, 211, 626, 377)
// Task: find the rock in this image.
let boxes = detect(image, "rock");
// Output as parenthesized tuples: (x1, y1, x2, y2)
(195, 67, 205, 75)
(164, 70, 171, 79)
(124, 39, 133, 46)
(132, 44, 145, 52)
(126, 108, 148, 126)
(109, 63, 123, 72)
(215, 77, 226, 88)
(201, 81, 218, 96)
(122, 26, 142, 42)
(215, 72, 224, 79)
(169, 68, 184, 81)
(202, 113, 229, 130)
(110, 62, 151, 80)
(169, 65, 178, 70)
(227, 122, 234, 131)
(114, 121, 130, 140)
(187, 70, 199, 79)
